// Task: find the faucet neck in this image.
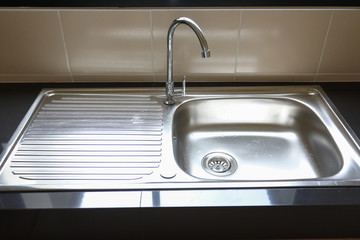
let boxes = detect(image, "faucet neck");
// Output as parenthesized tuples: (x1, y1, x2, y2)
(164, 17, 210, 105)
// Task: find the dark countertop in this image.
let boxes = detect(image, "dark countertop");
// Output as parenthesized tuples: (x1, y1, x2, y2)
(1, 82, 360, 239)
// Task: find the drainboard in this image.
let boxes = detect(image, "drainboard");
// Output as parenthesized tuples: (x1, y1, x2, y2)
(1, 91, 163, 183)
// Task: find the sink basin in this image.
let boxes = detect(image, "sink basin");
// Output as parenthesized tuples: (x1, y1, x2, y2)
(1, 86, 360, 190)
(172, 98, 343, 180)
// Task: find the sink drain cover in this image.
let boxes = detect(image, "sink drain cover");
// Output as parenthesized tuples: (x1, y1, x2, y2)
(202, 152, 237, 177)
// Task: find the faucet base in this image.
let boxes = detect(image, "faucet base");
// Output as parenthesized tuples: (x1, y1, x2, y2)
(164, 99, 175, 105)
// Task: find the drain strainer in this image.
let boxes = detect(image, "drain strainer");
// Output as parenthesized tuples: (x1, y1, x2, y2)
(202, 152, 237, 177)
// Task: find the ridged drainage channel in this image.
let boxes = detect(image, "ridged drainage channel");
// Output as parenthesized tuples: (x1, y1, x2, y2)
(10, 95, 163, 181)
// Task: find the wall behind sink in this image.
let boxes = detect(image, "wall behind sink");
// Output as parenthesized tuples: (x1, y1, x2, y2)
(0, 8, 359, 83)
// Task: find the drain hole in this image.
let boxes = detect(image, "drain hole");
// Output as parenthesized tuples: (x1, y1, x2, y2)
(207, 158, 231, 173)
(202, 152, 237, 177)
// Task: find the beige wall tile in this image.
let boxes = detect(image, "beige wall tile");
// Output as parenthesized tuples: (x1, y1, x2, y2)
(60, 11, 152, 74)
(152, 10, 240, 76)
(2, 9, 359, 83)
(237, 10, 331, 74)
(318, 11, 360, 73)
(0, 75, 72, 83)
(73, 74, 153, 82)
(0, 11, 69, 74)
(236, 73, 315, 82)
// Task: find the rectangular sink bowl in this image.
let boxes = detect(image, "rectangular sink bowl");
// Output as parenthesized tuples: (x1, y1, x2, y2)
(173, 98, 342, 180)
(170, 86, 360, 184)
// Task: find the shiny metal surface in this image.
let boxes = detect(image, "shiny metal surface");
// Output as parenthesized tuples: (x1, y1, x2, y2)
(140, 188, 360, 207)
(1, 86, 360, 191)
(164, 17, 210, 105)
(13, 94, 163, 181)
(2, 188, 360, 209)
(173, 98, 343, 180)
(201, 152, 238, 176)
(0, 89, 167, 189)
(0, 191, 142, 209)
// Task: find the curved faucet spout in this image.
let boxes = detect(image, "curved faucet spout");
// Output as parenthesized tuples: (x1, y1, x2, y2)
(164, 17, 211, 105)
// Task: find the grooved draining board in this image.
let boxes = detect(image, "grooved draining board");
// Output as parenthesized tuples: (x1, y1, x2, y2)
(0, 89, 164, 186)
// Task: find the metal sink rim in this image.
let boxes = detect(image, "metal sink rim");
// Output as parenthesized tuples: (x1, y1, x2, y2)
(1, 85, 360, 191)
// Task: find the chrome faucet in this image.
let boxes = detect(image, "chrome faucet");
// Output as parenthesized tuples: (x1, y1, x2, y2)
(164, 17, 211, 105)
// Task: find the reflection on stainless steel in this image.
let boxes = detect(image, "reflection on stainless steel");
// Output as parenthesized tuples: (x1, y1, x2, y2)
(164, 17, 210, 105)
(80, 191, 141, 208)
(0, 191, 141, 209)
(0, 86, 360, 191)
(172, 98, 342, 180)
(2, 94, 163, 182)
(2, 188, 360, 209)
(141, 189, 272, 207)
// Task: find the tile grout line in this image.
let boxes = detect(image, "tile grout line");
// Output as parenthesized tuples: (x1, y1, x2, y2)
(150, 11, 156, 83)
(314, 10, 334, 82)
(233, 10, 243, 82)
(57, 10, 74, 83)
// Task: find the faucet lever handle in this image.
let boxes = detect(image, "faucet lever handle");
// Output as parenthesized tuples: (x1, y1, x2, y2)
(182, 76, 186, 97)
(173, 76, 186, 97)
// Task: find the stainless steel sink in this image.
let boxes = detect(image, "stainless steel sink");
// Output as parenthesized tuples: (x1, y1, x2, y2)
(172, 98, 342, 180)
(1, 86, 360, 190)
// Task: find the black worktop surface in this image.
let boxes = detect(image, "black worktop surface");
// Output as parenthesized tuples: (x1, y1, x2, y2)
(1, 82, 360, 239)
